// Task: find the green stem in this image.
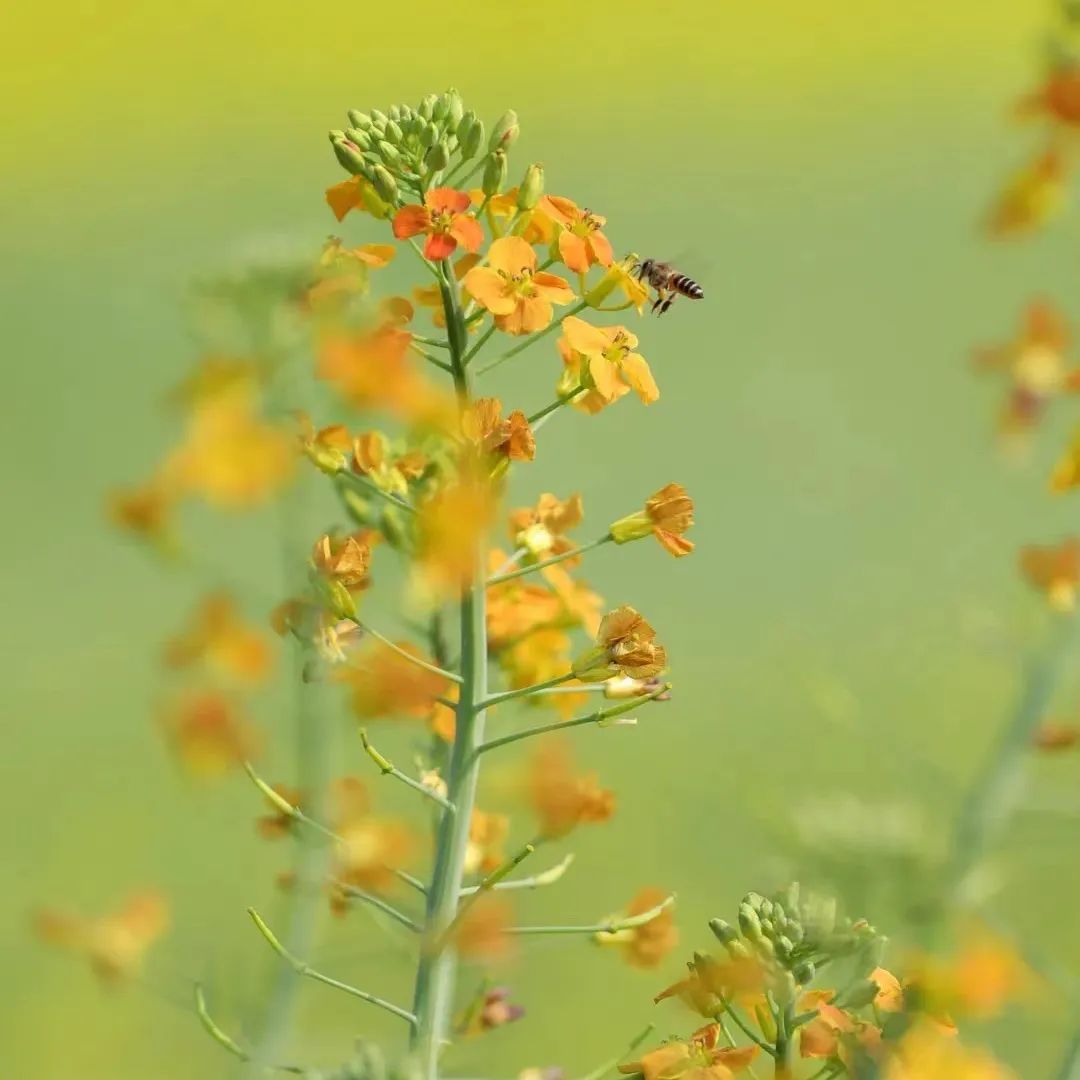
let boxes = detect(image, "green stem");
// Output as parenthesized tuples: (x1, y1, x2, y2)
(477, 682, 670, 756)
(462, 322, 497, 366)
(475, 300, 589, 376)
(412, 333, 451, 349)
(334, 882, 421, 932)
(717, 998, 776, 1056)
(486, 534, 613, 586)
(411, 342, 454, 373)
(195, 985, 305, 1074)
(527, 386, 585, 427)
(409, 254, 489, 1080)
(248, 908, 416, 1025)
(508, 893, 674, 935)
(480, 671, 578, 710)
(359, 728, 457, 813)
(458, 852, 575, 895)
(1055, 1020, 1080, 1080)
(356, 622, 463, 683)
(574, 1024, 656, 1080)
(337, 469, 417, 515)
(773, 1002, 794, 1078)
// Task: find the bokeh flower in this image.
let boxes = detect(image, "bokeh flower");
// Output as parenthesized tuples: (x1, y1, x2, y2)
(986, 148, 1066, 238)
(508, 492, 584, 560)
(338, 638, 450, 719)
(593, 887, 679, 968)
(464, 809, 510, 876)
(163, 593, 272, 684)
(159, 690, 260, 778)
(527, 738, 615, 838)
(1018, 537, 1080, 610)
(619, 1023, 759, 1080)
(461, 397, 536, 463)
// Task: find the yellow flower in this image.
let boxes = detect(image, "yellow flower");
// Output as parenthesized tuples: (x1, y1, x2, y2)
(620, 1024, 759, 1080)
(159, 690, 261, 778)
(164, 386, 294, 508)
(542, 563, 603, 636)
(539, 195, 614, 273)
(34, 892, 170, 985)
(464, 809, 510, 876)
(557, 316, 658, 411)
(107, 477, 177, 551)
(508, 492, 584, 559)
(334, 815, 416, 896)
(464, 236, 574, 335)
(594, 886, 679, 968)
(312, 531, 374, 609)
(415, 478, 496, 598)
(486, 550, 565, 648)
(500, 628, 588, 717)
(338, 638, 450, 720)
(883, 1022, 1014, 1080)
(461, 397, 536, 463)
(1018, 537, 1080, 610)
(528, 738, 615, 838)
(573, 605, 667, 682)
(325, 175, 390, 221)
(584, 254, 649, 313)
(610, 483, 695, 557)
(163, 592, 273, 684)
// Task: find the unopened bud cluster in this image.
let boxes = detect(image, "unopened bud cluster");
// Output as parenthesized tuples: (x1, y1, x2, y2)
(329, 89, 522, 204)
(707, 882, 886, 1001)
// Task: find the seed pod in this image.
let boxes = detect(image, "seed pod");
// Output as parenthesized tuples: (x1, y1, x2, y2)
(425, 140, 451, 173)
(482, 149, 507, 196)
(371, 165, 398, 204)
(461, 118, 485, 159)
(489, 109, 519, 150)
(518, 163, 544, 210)
(330, 133, 367, 176)
(381, 507, 409, 550)
(341, 489, 376, 529)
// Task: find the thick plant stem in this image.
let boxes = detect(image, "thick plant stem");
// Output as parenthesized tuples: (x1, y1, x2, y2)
(410, 264, 489, 1078)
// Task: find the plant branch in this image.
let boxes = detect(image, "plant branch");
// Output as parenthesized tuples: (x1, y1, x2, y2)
(337, 469, 417, 515)
(462, 323, 497, 366)
(359, 728, 456, 813)
(486, 534, 613, 586)
(479, 671, 578, 710)
(527, 386, 586, 427)
(475, 300, 589, 376)
(355, 622, 463, 684)
(508, 893, 675, 936)
(248, 908, 417, 1026)
(333, 881, 422, 932)
(574, 1023, 656, 1080)
(459, 852, 575, 895)
(195, 985, 304, 1073)
(477, 683, 670, 755)
(716, 997, 776, 1057)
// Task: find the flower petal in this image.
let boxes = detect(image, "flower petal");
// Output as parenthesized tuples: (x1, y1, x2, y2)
(424, 231, 459, 260)
(464, 267, 516, 315)
(393, 205, 431, 240)
(533, 272, 575, 304)
(559, 231, 591, 273)
(354, 243, 396, 268)
(451, 214, 485, 253)
(427, 187, 471, 215)
(487, 235, 537, 275)
(563, 316, 612, 358)
(622, 353, 660, 404)
(326, 178, 364, 222)
(588, 230, 614, 267)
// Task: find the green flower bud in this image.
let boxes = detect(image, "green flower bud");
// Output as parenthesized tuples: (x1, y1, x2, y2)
(518, 163, 544, 210)
(771, 902, 788, 924)
(738, 904, 763, 941)
(744, 893, 765, 912)
(753, 936, 775, 959)
(345, 127, 372, 151)
(461, 118, 485, 158)
(838, 979, 880, 1010)
(709, 918, 738, 946)
(371, 165, 398, 204)
(340, 489, 376, 528)
(420, 121, 439, 149)
(489, 109, 520, 150)
(774, 971, 798, 1006)
(377, 141, 402, 167)
(785, 920, 805, 943)
(325, 578, 357, 621)
(425, 140, 451, 173)
(381, 507, 410, 550)
(432, 93, 450, 123)
(347, 109, 372, 130)
(775, 935, 795, 960)
(388, 104, 402, 122)
(726, 939, 752, 961)
(457, 110, 476, 145)
(482, 149, 507, 196)
(759, 899, 774, 919)
(370, 108, 388, 128)
(385, 119, 404, 144)
(418, 94, 437, 121)
(792, 960, 816, 986)
(330, 133, 367, 176)
(445, 89, 464, 131)
(760, 918, 775, 937)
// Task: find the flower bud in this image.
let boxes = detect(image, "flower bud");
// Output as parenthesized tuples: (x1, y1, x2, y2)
(370, 108, 389, 128)
(708, 919, 738, 946)
(432, 93, 450, 123)
(371, 165, 398, 204)
(425, 141, 451, 173)
(330, 133, 367, 175)
(418, 94, 437, 121)
(489, 109, 520, 150)
(347, 109, 372, 130)
(304, 442, 347, 476)
(445, 89, 464, 131)
(420, 121, 439, 149)
(377, 140, 402, 167)
(380, 507, 409, 550)
(482, 149, 508, 196)
(385, 119, 404, 144)
(838, 979, 880, 1010)
(461, 118, 485, 158)
(780, 882, 801, 913)
(792, 960, 815, 986)
(325, 578, 357, 622)
(775, 935, 795, 961)
(773, 971, 798, 1006)
(517, 164, 544, 210)
(340, 489, 376, 528)
(345, 127, 372, 151)
(738, 904, 763, 941)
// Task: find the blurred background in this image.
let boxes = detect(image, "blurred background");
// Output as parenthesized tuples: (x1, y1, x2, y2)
(5, 0, 1080, 1076)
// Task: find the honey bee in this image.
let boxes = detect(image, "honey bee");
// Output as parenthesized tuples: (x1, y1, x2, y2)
(633, 258, 705, 315)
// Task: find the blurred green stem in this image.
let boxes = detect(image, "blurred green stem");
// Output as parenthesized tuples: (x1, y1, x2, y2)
(1056, 1020, 1080, 1080)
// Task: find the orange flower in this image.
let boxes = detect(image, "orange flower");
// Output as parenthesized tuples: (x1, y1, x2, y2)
(655, 954, 766, 1016)
(307, 237, 396, 310)
(1018, 537, 1080, 610)
(610, 483, 695, 557)
(882, 1021, 1013, 1080)
(573, 605, 667, 682)
(508, 492, 584, 559)
(451, 894, 514, 961)
(163, 593, 272, 684)
(464, 236, 574, 335)
(164, 386, 294, 508)
(430, 685, 458, 743)
(415, 478, 496, 598)
(352, 431, 428, 495)
(500, 628, 588, 717)
(312, 531, 373, 593)
(338, 638, 450, 719)
(414, 253, 481, 328)
(486, 550, 565, 647)
(594, 887, 678, 968)
(540, 196, 614, 273)
(1050, 429, 1080, 492)
(319, 324, 450, 424)
(620, 1023, 759, 1080)
(1033, 722, 1080, 750)
(321, 235, 396, 269)
(325, 175, 390, 221)
(334, 814, 415, 895)
(1016, 66, 1080, 128)
(871, 967, 905, 1012)
(557, 316, 658, 410)
(528, 738, 615, 838)
(160, 690, 260, 778)
(799, 999, 859, 1060)
(34, 892, 169, 985)
(393, 188, 484, 261)
(461, 397, 536, 463)
(986, 147, 1067, 238)
(296, 414, 353, 474)
(464, 809, 510, 876)
(107, 477, 177, 550)
(542, 563, 604, 636)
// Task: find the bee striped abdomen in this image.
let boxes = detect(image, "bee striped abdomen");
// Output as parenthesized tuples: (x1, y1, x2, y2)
(671, 274, 704, 300)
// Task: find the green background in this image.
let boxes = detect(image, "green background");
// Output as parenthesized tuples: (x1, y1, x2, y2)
(4, 1, 1080, 1076)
